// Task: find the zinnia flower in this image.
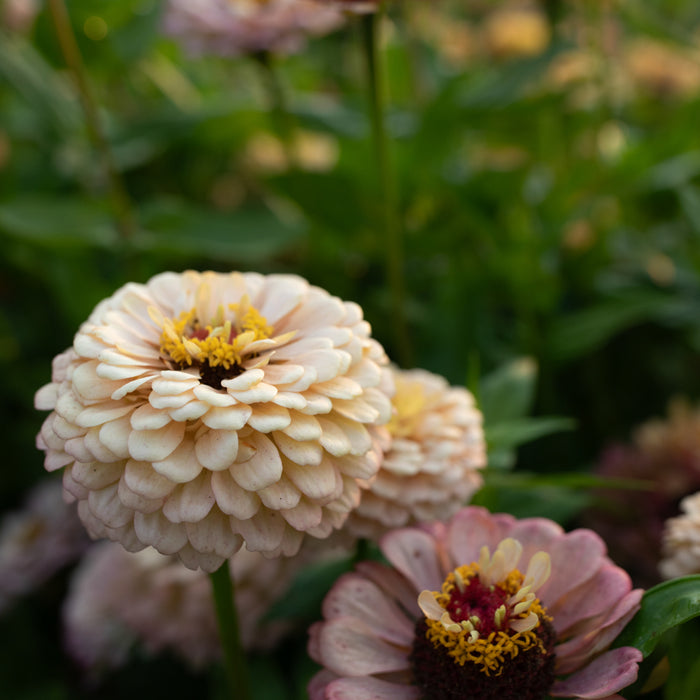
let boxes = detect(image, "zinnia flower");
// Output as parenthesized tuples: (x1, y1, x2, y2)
(345, 367, 486, 540)
(35, 271, 393, 571)
(0, 478, 89, 613)
(659, 491, 700, 579)
(63, 542, 302, 673)
(309, 506, 643, 700)
(162, 0, 345, 57)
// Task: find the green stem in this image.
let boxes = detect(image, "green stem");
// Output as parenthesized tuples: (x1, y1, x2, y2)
(361, 8, 411, 366)
(209, 563, 252, 700)
(253, 51, 297, 167)
(47, 0, 136, 240)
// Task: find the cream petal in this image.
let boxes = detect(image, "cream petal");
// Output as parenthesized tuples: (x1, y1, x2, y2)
(329, 415, 372, 455)
(195, 429, 239, 471)
(247, 404, 291, 433)
(257, 274, 308, 321)
(84, 427, 119, 463)
(230, 510, 286, 553)
(128, 421, 185, 462)
(316, 417, 352, 456)
(45, 449, 74, 472)
(72, 361, 122, 400)
(335, 452, 381, 480)
(117, 479, 163, 513)
(201, 405, 252, 430)
(130, 403, 171, 431)
(71, 460, 123, 490)
(257, 475, 301, 511)
(148, 392, 194, 409)
(98, 348, 149, 366)
(331, 398, 379, 424)
(36, 400, 58, 439)
(324, 574, 415, 646)
(75, 402, 133, 428)
(314, 376, 363, 400)
(151, 375, 200, 395)
(226, 382, 278, 404)
(73, 332, 106, 358)
(230, 433, 283, 491)
(162, 472, 216, 523)
(269, 369, 317, 394)
(193, 384, 237, 406)
(280, 413, 322, 441)
(63, 468, 88, 500)
(210, 470, 261, 519)
(55, 390, 83, 423)
(87, 483, 132, 528)
(219, 369, 264, 392)
(381, 528, 443, 593)
(133, 510, 188, 555)
(273, 336, 333, 359)
(299, 392, 333, 415)
(272, 431, 323, 466)
(51, 414, 84, 441)
(96, 363, 148, 380)
(124, 459, 176, 499)
(185, 510, 242, 559)
(261, 363, 305, 386)
(99, 415, 134, 460)
(111, 375, 153, 400)
(318, 617, 409, 676)
(272, 391, 307, 410)
(280, 498, 323, 530)
(284, 457, 340, 501)
(64, 437, 94, 463)
(168, 400, 210, 422)
(151, 439, 203, 483)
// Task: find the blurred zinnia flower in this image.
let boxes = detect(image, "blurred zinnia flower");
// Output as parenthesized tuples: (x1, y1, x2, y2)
(309, 506, 642, 700)
(659, 491, 700, 579)
(582, 399, 700, 587)
(35, 271, 393, 571)
(63, 542, 301, 673)
(163, 0, 345, 57)
(0, 478, 89, 613)
(345, 367, 486, 540)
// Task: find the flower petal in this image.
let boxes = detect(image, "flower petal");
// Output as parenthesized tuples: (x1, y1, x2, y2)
(230, 433, 283, 491)
(325, 677, 419, 700)
(195, 429, 239, 471)
(210, 470, 261, 519)
(128, 421, 185, 462)
(380, 528, 443, 593)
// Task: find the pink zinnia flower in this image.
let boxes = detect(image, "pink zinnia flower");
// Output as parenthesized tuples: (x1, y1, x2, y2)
(163, 0, 345, 57)
(309, 506, 643, 700)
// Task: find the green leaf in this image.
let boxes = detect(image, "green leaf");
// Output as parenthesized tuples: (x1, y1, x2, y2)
(666, 620, 700, 700)
(479, 357, 538, 425)
(486, 416, 576, 451)
(614, 576, 700, 658)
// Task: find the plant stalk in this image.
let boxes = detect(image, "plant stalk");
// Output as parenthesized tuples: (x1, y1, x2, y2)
(361, 8, 411, 366)
(209, 562, 252, 700)
(47, 0, 136, 240)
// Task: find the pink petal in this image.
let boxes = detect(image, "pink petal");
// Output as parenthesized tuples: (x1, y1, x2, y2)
(446, 506, 516, 568)
(321, 573, 415, 646)
(380, 528, 443, 593)
(550, 647, 642, 698)
(307, 670, 338, 700)
(326, 676, 420, 700)
(317, 616, 410, 676)
(538, 529, 607, 608)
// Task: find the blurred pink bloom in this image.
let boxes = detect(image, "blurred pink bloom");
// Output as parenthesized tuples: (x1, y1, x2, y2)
(162, 0, 345, 57)
(309, 506, 643, 700)
(0, 478, 89, 613)
(63, 542, 304, 673)
(345, 367, 486, 539)
(35, 271, 393, 571)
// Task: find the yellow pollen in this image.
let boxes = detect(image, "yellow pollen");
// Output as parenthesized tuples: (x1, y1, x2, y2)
(421, 561, 552, 676)
(154, 296, 273, 371)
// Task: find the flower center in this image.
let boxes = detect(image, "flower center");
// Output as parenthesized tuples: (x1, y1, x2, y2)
(387, 377, 428, 438)
(409, 538, 557, 700)
(152, 296, 274, 388)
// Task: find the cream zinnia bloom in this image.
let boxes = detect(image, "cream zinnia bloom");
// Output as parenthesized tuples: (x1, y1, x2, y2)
(660, 492, 700, 579)
(35, 271, 393, 571)
(345, 368, 486, 539)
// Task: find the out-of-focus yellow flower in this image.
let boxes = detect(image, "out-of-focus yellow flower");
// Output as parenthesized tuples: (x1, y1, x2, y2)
(482, 7, 550, 60)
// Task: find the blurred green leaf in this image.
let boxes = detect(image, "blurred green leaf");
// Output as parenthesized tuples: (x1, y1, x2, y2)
(665, 620, 700, 700)
(615, 576, 700, 658)
(137, 198, 305, 263)
(479, 357, 538, 425)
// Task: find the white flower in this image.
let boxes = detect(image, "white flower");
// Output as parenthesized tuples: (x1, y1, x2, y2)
(35, 271, 393, 571)
(345, 368, 486, 539)
(660, 491, 700, 579)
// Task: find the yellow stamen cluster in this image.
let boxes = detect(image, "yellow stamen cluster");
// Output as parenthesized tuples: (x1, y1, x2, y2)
(387, 379, 428, 438)
(155, 297, 273, 371)
(424, 564, 551, 676)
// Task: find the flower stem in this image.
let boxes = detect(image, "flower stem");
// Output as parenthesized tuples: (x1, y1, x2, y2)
(360, 8, 411, 366)
(252, 51, 297, 167)
(47, 0, 137, 240)
(209, 562, 251, 700)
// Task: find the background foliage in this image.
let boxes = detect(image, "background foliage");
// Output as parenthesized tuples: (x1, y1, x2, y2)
(4, 0, 700, 697)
